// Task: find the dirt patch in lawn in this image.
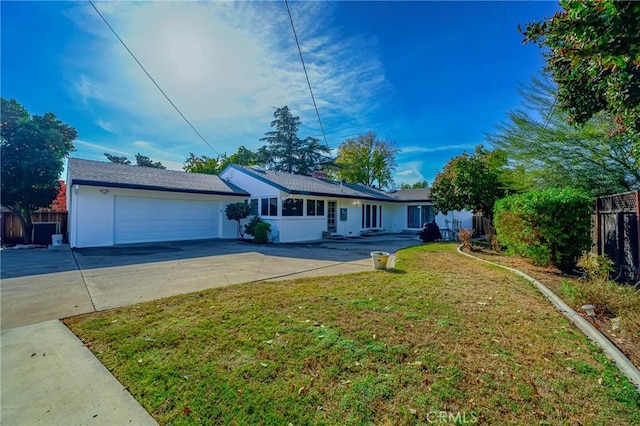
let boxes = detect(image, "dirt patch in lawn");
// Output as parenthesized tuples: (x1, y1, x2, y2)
(64, 243, 640, 425)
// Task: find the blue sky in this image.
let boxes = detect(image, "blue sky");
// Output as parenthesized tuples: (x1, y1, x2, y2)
(1, 1, 558, 186)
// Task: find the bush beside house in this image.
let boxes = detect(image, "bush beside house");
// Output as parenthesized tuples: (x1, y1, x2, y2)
(253, 221, 272, 244)
(244, 216, 272, 243)
(494, 188, 592, 271)
(225, 203, 251, 239)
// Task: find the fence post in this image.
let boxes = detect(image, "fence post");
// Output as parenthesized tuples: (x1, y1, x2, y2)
(617, 211, 625, 278)
(636, 190, 640, 277)
(594, 197, 601, 256)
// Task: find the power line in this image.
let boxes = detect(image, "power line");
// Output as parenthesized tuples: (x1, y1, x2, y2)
(87, 0, 220, 157)
(283, 0, 332, 158)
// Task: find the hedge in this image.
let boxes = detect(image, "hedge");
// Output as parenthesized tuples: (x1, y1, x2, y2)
(494, 188, 592, 271)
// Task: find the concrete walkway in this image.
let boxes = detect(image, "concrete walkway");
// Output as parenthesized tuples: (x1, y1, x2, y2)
(1, 321, 157, 425)
(0, 235, 420, 425)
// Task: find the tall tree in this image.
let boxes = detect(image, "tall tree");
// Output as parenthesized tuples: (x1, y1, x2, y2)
(335, 132, 399, 189)
(227, 146, 261, 166)
(488, 75, 639, 196)
(134, 153, 165, 169)
(399, 180, 428, 189)
(183, 152, 227, 175)
(104, 153, 131, 165)
(260, 106, 330, 174)
(184, 146, 263, 175)
(521, 0, 640, 154)
(431, 145, 507, 220)
(0, 98, 77, 243)
(105, 152, 165, 168)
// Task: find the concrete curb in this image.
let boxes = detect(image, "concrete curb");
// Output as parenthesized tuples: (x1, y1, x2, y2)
(456, 245, 640, 394)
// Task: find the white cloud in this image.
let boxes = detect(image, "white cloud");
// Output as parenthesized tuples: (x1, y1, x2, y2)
(401, 144, 478, 154)
(131, 140, 185, 163)
(74, 75, 96, 107)
(133, 140, 151, 149)
(66, 1, 393, 157)
(96, 119, 113, 133)
(393, 161, 426, 185)
(74, 139, 131, 157)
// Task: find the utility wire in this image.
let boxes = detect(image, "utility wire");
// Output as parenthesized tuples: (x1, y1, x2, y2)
(87, 0, 220, 157)
(283, 0, 332, 158)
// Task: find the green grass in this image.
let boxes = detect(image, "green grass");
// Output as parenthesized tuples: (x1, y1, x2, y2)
(65, 243, 640, 425)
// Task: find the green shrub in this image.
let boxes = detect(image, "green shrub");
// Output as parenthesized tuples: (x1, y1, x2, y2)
(253, 221, 272, 244)
(580, 252, 615, 281)
(494, 188, 592, 271)
(243, 216, 263, 237)
(225, 202, 251, 239)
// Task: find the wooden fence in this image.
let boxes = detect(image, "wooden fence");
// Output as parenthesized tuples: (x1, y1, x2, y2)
(472, 213, 491, 237)
(593, 191, 639, 283)
(1, 210, 68, 245)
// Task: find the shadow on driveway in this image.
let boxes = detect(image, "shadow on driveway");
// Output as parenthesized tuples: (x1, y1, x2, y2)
(2, 235, 422, 280)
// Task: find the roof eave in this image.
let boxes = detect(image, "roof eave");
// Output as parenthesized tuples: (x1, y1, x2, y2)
(71, 180, 249, 197)
(227, 164, 293, 193)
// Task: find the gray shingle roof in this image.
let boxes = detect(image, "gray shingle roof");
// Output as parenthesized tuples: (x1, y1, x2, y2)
(228, 165, 402, 202)
(68, 158, 249, 196)
(387, 188, 431, 202)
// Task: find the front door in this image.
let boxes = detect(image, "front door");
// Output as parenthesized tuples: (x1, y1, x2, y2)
(327, 201, 337, 233)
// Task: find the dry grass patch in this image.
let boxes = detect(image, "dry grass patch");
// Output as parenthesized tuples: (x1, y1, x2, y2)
(65, 243, 640, 425)
(469, 247, 640, 369)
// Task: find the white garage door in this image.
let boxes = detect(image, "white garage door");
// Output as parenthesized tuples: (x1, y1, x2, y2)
(114, 196, 219, 244)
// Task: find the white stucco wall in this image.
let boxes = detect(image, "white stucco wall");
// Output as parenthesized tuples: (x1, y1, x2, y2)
(69, 185, 246, 248)
(384, 203, 405, 233)
(278, 217, 326, 242)
(220, 168, 279, 198)
(336, 201, 361, 237)
(71, 185, 115, 248)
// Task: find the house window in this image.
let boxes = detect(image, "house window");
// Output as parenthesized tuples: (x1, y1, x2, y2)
(249, 199, 258, 216)
(306, 199, 325, 216)
(407, 205, 432, 228)
(361, 203, 383, 229)
(282, 198, 303, 216)
(372, 205, 377, 228)
(261, 198, 278, 216)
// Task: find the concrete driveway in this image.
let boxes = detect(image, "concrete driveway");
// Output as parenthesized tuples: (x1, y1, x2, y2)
(1, 234, 421, 425)
(1, 234, 421, 329)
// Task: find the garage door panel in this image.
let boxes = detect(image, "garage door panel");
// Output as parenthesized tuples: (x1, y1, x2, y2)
(114, 196, 219, 244)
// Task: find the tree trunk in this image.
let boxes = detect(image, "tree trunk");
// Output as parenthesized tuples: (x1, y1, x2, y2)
(12, 206, 33, 244)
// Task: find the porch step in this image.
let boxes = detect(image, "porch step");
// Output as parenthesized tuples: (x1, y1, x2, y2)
(360, 229, 387, 237)
(322, 231, 347, 240)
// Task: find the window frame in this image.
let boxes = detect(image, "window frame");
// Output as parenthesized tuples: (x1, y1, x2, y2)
(282, 198, 304, 216)
(260, 197, 278, 216)
(306, 199, 325, 216)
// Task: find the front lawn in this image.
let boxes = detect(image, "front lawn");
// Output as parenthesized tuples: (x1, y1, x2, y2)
(64, 243, 640, 425)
